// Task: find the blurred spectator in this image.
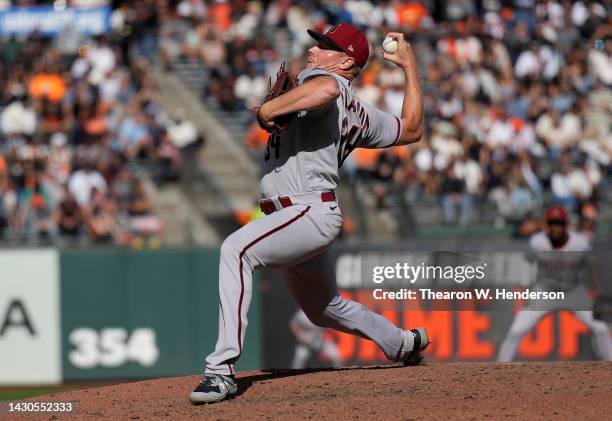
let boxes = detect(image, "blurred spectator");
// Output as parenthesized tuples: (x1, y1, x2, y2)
(28, 66, 66, 103)
(234, 65, 267, 109)
(127, 179, 162, 238)
(486, 109, 514, 150)
(199, 22, 227, 72)
(550, 156, 593, 209)
(166, 111, 198, 149)
(177, 0, 208, 21)
(454, 151, 484, 198)
(588, 31, 612, 85)
(371, 150, 403, 208)
(489, 180, 538, 223)
(158, 6, 190, 70)
(87, 36, 116, 85)
(440, 164, 471, 226)
(535, 107, 581, 156)
(55, 187, 83, 237)
(431, 122, 462, 169)
(154, 128, 183, 184)
(85, 188, 119, 243)
(114, 105, 153, 159)
(1, 97, 36, 136)
(68, 161, 108, 208)
(18, 182, 56, 239)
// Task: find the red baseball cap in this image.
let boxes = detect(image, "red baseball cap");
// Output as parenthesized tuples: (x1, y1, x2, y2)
(545, 206, 567, 223)
(307, 23, 370, 68)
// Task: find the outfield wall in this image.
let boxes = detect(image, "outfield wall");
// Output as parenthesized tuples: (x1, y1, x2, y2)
(0, 248, 261, 385)
(2, 242, 610, 384)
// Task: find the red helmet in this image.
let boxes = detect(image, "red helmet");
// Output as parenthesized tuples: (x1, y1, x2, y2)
(545, 206, 567, 223)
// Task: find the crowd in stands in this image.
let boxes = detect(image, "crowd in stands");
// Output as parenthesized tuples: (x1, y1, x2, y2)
(4, 0, 606, 241)
(0, 0, 202, 245)
(160, 0, 611, 234)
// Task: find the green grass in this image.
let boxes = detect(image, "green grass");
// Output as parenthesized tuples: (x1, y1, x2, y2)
(0, 380, 133, 402)
(0, 381, 123, 401)
(0, 387, 72, 401)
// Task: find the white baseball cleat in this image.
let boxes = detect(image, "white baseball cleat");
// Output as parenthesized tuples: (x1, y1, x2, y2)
(189, 373, 238, 404)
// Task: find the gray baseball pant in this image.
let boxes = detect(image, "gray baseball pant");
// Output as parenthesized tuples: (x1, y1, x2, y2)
(204, 201, 409, 375)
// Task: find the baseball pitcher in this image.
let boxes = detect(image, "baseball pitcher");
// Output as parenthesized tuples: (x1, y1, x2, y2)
(497, 206, 612, 362)
(190, 24, 429, 404)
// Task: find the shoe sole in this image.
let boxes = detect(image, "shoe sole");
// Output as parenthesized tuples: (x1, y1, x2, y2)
(403, 353, 424, 366)
(189, 384, 238, 404)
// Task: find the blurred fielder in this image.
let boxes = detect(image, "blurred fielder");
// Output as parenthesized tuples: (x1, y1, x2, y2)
(498, 206, 612, 362)
(289, 308, 341, 369)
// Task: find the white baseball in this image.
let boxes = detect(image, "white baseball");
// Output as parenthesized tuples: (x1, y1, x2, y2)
(382, 37, 398, 54)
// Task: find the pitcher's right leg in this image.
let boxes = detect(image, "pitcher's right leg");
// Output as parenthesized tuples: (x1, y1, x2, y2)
(192, 206, 323, 404)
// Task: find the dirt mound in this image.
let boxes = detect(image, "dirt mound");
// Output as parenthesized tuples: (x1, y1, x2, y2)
(8, 361, 612, 420)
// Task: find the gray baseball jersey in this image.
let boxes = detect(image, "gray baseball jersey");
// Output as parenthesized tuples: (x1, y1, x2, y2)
(527, 230, 591, 291)
(204, 68, 417, 376)
(260, 68, 402, 199)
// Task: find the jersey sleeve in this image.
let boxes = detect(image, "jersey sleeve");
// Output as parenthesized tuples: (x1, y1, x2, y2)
(296, 68, 339, 118)
(358, 102, 402, 149)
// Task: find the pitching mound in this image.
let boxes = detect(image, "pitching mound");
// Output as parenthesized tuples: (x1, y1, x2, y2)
(10, 361, 612, 420)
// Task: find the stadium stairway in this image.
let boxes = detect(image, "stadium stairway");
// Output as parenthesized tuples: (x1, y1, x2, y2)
(123, 160, 219, 245)
(169, 27, 293, 150)
(143, 178, 218, 246)
(170, 58, 253, 146)
(153, 64, 260, 236)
